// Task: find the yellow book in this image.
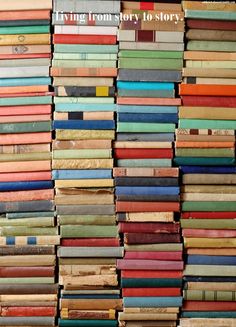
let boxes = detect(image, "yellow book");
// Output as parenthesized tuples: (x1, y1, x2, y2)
(55, 180, 114, 189)
(184, 237, 236, 248)
(0, 34, 51, 46)
(56, 130, 115, 140)
(52, 159, 113, 170)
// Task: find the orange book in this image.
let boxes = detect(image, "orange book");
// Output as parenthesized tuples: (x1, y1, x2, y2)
(0, 132, 52, 145)
(50, 67, 117, 77)
(0, 10, 51, 20)
(175, 141, 235, 148)
(0, 161, 51, 173)
(117, 97, 181, 106)
(0, 189, 54, 202)
(0, 171, 51, 182)
(0, 54, 51, 59)
(0, 92, 53, 98)
(0, 105, 52, 116)
(0, 86, 48, 95)
(0, 115, 51, 123)
(184, 51, 236, 61)
(179, 84, 236, 96)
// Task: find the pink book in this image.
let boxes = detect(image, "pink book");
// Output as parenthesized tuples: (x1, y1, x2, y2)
(0, 133, 52, 145)
(0, 171, 52, 182)
(117, 97, 181, 106)
(0, 115, 51, 123)
(183, 229, 236, 238)
(117, 259, 184, 271)
(0, 105, 52, 116)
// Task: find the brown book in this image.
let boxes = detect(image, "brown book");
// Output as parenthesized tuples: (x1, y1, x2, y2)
(61, 299, 123, 310)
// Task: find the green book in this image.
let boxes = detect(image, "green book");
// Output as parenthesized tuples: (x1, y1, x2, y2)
(54, 53, 117, 60)
(0, 152, 51, 162)
(181, 219, 236, 229)
(0, 122, 51, 134)
(187, 40, 236, 52)
(53, 149, 112, 159)
(117, 159, 172, 167)
(182, 312, 236, 318)
(182, 201, 236, 212)
(54, 97, 114, 104)
(0, 227, 58, 237)
(119, 50, 183, 59)
(176, 148, 234, 157)
(122, 278, 182, 288)
(184, 290, 236, 302)
(125, 243, 182, 251)
(179, 119, 236, 130)
(59, 215, 116, 226)
(54, 44, 118, 54)
(117, 122, 175, 133)
(0, 277, 54, 284)
(52, 59, 116, 68)
(60, 225, 118, 238)
(0, 25, 50, 34)
(119, 58, 183, 70)
(185, 9, 236, 21)
(0, 217, 54, 227)
(0, 96, 52, 106)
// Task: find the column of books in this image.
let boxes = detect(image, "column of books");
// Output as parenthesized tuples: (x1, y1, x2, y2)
(114, 1, 184, 326)
(51, 0, 123, 326)
(175, 2, 236, 327)
(0, 1, 59, 327)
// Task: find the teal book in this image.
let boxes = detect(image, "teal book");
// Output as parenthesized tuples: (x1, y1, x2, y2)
(117, 159, 172, 167)
(0, 25, 50, 34)
(185, 9, 236, 21)
(179, 119, 236, 130)
(54, 97, 114, 105)
(0, 96, 52, 106)
(117, 122, 175, 133)
(59, 320, 117, 327)
(174, 157, 235, 166)
(182, 312, 236, 318)
(122, 278, 182, 288)
(0, 77, 51, 87)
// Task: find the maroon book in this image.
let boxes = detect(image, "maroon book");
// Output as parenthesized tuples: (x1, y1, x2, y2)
(0, 266, 54, 278)
(119, 222, 180, 234)
(124, 233, 181, 244)
(187, 19, 236, 31)
(61, 238, 119, 247)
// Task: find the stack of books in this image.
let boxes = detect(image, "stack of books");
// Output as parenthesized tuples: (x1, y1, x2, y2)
(115, 1, 184, 326)
(0, 0, 58, 326)
(179, 2, 236, 327)
(51, 0, 123, 326)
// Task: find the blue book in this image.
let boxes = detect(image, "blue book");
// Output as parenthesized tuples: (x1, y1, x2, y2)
(53, 120, 115, 130)
(0, 181, 53, 192)
(117, 81, 174, 90)
(117, 105, 178, 114)
(182, 312, 236, 318)
(0, 77, 51, 87)
(124, 297, 183, 307)
(187, 255, 236, 266)
(115, 186, 180, 195)
(118, 113, 178, 123)
(53, 170, 112, 180)
(7, 212, 55, 219)
(174, 157, 235, 166)
(55, 103, 116, 112)
(180, 166, 236, 174)
(117, 133, 175, 142)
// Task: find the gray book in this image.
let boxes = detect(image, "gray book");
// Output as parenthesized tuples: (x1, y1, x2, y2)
(0, 317, 55, 326)
(56, 205, 115, 215)
(58, 246, 124, 258)
(118, 69, 182, 82)
(53, 0, 120, 13)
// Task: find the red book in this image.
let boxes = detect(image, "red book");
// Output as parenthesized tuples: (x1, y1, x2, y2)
(116, 201, 180, 213)
(123, 287, 181, 297)
(140, 2, 155, 10)
(61, 238, 120, 247)
(124, 251, 182, 261)
(181, 212, 236, 219)
(121, 271, 183, 278)
(0, 105, 52, 116)
(114, 149, 173, 159)
(117, 259, 184, 271)
(183, 229, 236, 238)
(53, 34, 116, 44)
(183, 301, 236, 311)
(119, 222, 180, 234)
(0, 267, 54, 278)
(1, 307, 56, 317)
(187, 19, 236, 31)
(124, 233, 181, 245)
(181, 96, 236, 107)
